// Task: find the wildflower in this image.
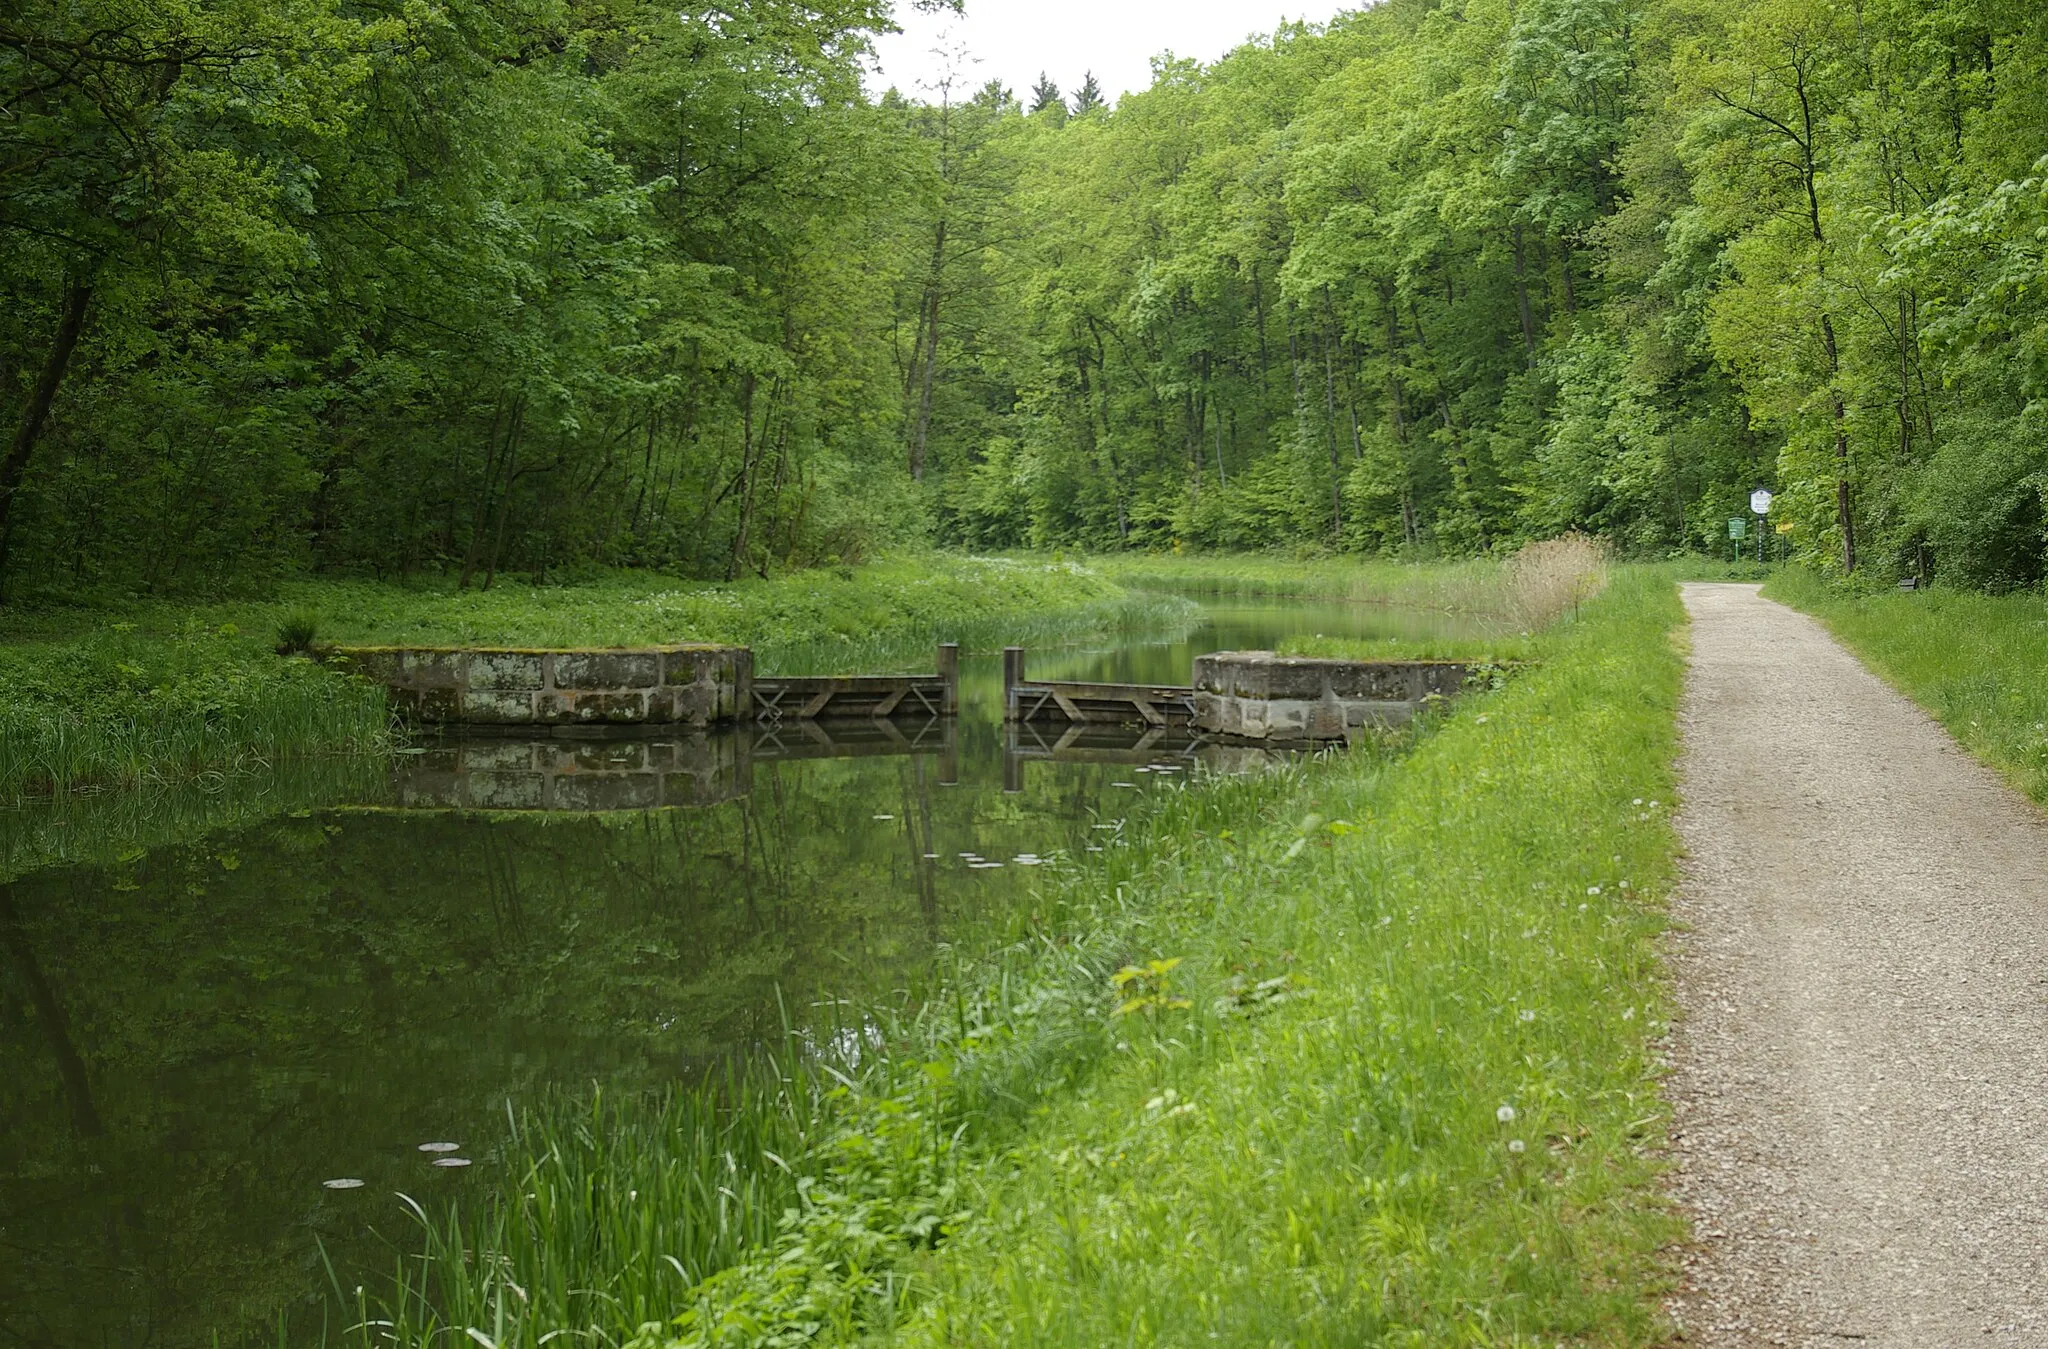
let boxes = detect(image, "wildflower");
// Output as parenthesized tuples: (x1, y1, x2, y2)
(1497, 1105, 1516, 1123)
(1633, 798, 1644, 806)
(1507, 1139, 1526, 1154)
(1518, 1008, 1536, 1022)
(1587, 886, 1601, 896)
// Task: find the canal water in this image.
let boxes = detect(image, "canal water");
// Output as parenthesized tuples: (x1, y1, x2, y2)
(0, 593, 1490, 1347)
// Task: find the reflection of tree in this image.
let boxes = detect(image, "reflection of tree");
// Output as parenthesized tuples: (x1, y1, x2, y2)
(0, 882, 100, 1137)
(903, 759, 940, 941)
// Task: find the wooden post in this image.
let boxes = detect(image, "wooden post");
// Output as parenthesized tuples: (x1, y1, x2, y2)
(937, 642, 959, 716)
(938, 714, 959, 786)
(1002, 646, 1025, 723)
(1002, 721, 1024, 794)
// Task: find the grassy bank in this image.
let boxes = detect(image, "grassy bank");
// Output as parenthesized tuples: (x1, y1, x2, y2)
(349, 568, 1688, 1347)
(0, 556, 1167, 799)
(1764, 567, 2048, 806)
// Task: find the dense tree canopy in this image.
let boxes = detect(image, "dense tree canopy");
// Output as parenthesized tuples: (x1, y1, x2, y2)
(7, 0, 2048, 591)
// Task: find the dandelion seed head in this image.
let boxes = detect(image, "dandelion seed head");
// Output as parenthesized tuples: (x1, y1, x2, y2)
(1507, 1139, 1526, 1154)
(1497, 1105, 1516, 1123)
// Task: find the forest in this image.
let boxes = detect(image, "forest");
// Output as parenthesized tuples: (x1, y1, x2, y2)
(6, 0, 2048, 593)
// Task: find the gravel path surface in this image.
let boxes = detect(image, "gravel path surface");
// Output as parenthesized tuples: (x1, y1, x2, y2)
(1666, 583, 2048, 1347)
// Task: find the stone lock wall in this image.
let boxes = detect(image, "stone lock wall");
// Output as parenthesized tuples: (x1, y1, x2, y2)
(1192, 651, 1472, 741)
(337, 644, 751, 729)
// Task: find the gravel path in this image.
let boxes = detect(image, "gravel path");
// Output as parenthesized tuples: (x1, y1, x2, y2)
(1665, 583, 2048, 1347)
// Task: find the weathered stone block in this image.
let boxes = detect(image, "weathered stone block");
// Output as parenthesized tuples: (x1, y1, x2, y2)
(670, 682, 719, 728)
(405, 651, 467, 689)
(391, 685, 462, 722)
(470, 651, 546, 692)
(543, 690, 648, 724)
(554, 651, 660, 690)
(462, 688, 540, 724)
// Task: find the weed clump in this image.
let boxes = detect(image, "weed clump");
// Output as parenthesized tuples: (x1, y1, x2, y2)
(274, 612, 320, 656)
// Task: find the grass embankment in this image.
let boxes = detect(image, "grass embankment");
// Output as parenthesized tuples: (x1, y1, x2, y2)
(353, 568, 1687, 1348)
(1765, 567, 2048, 806)
(0, 557, 1168, 800)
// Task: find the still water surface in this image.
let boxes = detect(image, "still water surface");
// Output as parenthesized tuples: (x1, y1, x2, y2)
(0, 594, 1488, 1346)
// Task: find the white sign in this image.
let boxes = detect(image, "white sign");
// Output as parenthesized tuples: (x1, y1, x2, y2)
(1750, 489, 1774, 515)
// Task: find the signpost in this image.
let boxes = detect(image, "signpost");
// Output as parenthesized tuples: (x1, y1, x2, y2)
(1750, 488, 1773, 564)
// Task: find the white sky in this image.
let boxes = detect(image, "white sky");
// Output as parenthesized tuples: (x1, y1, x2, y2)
(868, 1, 1353, 107)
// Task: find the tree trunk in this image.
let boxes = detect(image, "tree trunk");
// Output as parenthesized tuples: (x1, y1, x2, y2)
(0, 883, 101, 1137)
(1322, 318, 1343, 542)
(0, 280, 93, 593)
(1820, 313, 1856, 574)
(1510, 222, 1538, 358)
(908, 219, 947, 482)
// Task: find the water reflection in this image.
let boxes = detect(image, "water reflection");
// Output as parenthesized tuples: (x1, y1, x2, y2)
(383, 720, 1305, 813)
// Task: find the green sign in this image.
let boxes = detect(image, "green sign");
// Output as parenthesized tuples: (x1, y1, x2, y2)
(1728, 517, 1748, 540)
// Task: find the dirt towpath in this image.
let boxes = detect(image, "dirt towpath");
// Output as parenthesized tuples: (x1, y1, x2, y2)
(1666, 583, 2048, 1346)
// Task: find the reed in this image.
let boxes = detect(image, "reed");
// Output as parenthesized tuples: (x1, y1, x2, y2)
(1093, 537, 1609, 630)
(0, 661, 389, 800)
(338, 1060, 839, 1348)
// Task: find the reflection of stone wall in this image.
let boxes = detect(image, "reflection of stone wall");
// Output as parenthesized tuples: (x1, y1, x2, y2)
(1192, 651, 1470, 741)
(336, 645, 750, 728)
(391, 736, 751, 810)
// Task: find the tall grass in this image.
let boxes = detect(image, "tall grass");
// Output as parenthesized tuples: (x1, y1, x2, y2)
(339, 1063, 835, 1347)
(0, 648, 389, 799)
(1765, 566, 2048, 806)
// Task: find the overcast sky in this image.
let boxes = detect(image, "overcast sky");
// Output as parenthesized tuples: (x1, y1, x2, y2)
(868, 1, 1353, 107)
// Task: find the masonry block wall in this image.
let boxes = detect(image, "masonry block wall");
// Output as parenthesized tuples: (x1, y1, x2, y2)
(337, 645, 752, 728)
(1192, 651, 1471, 741)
